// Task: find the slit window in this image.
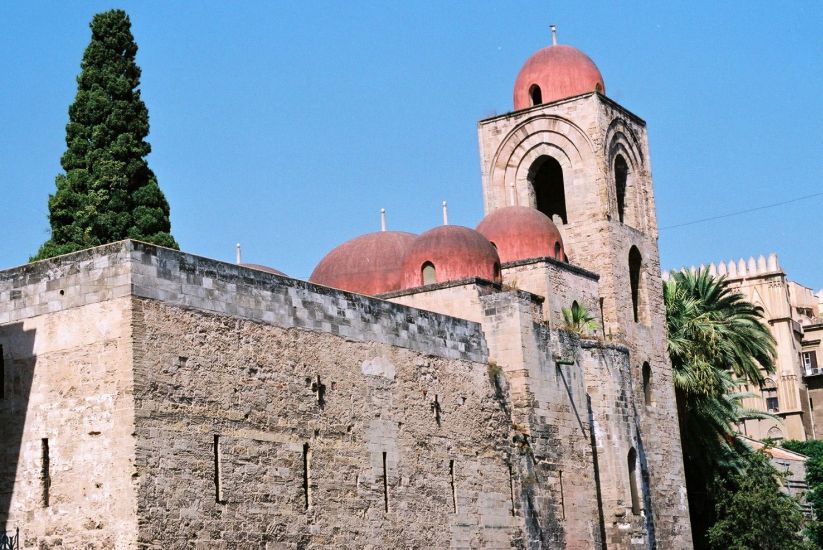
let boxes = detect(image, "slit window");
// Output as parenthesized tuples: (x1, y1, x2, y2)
(530, 156, 567, 224)
(303, 442, 311, 509)
(382, 451, 389, 512)
(629, 247, 643, 323)
(422, 262, 436, 285)
(642, 362, 652, 406)
(450, 459, 458, 513)
(554, 242, 561, 260)
(529, 84, 542, 106)
(213, 435, 223, 503)
(41, 438, 50, 507)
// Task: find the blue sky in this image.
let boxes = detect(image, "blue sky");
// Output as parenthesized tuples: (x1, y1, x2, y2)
(1, 2, 821, 289)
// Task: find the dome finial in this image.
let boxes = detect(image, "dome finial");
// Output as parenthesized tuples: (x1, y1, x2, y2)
(550, 24, 557, 46)
(380, 208, 387, 232)
(236, 242, 241, 264)
(442, 201, 449, 225)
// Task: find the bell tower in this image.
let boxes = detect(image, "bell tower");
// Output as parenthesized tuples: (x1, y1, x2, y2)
(477, 31, 692, 548)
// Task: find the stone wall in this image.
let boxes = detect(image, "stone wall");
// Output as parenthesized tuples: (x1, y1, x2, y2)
(132, 298, 518, 548)
(0, 243, 138, 549)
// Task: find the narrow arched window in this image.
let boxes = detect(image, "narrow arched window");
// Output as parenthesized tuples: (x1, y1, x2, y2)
(614, 155, 628, 223)
(422, 262, 436, 285)
(642, 362, 652, 407)
(628, 447, 640, 515)
(762, 378, 779, 412)
(529, 156, 567, 224)
(554, 242, 561, 260)
(595, 83, 603, 94)
(529, 84, 542, 106)
(493, 262, 501, 282)
(629, 247, 643, 323)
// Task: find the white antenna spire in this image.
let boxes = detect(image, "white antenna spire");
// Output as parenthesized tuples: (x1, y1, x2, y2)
(235, 243, 241, 265)
(550, 24, 557, 46)
(442, 201, 449, 225)
(508, 182, 517, 206)
(380, 208, 387, 232)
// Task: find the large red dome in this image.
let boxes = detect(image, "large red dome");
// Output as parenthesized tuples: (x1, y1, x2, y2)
(513, 44, 605, 110)
(310, 231, 416, 295)
(476, 206, 566, 263)
(400, 226, 501, 290)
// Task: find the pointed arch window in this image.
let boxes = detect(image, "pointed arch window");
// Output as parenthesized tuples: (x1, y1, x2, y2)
(529, 156, 567, 224)
(642, 362, 652, 407)
(614, 155, 629, 223)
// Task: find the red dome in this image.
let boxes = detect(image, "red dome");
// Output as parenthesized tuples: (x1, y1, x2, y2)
(476, 206, 566, 263)
(310, 231, 417, 295)
(513, 44, 605, 110)
(240, 263, 287, 276)
(400, 226, 502, 289)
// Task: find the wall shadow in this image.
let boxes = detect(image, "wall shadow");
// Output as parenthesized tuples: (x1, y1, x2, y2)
(0, 322, 38, 531)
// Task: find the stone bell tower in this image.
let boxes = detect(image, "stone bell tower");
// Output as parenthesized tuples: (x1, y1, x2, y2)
(477, 29, 693, 548)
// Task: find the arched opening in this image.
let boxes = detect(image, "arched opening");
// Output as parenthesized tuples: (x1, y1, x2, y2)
(762, 378, 779, 412)
(767, 426, 784, 443)
(595, 83, 603, 94)
(529, 84, 542, 106)
(554, 242, 562, 260)
(493, 262, 501, 282)
(614, 155, 628, 223)
(530, 156, 567, 224)
(642, 362, 652, 406)
(628, 447, 640, 515)
(629, 247, 643, 323)
(422, 262, 436, 286)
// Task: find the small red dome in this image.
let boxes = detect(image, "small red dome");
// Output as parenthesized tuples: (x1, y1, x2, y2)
(310, 231, 417, 295)
(400, 226, 501, 289)
(240, 263, 287, 276)
(476, 206, 566, 263)
(513, 44, 605, 110)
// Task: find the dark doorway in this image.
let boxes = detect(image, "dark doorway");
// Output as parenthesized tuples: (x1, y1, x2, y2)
(530, 156, 567, 224)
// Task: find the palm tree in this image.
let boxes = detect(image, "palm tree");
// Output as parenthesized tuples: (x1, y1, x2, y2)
(664, 268, 777, 547)
(561, 301, 598, 336)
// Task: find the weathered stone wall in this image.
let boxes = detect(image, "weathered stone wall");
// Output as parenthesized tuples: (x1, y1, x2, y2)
(479, 290, 602, 548)
(0, 242, 138, 548)
(501, 258, 600, 334)
(132, 297, 520, 548)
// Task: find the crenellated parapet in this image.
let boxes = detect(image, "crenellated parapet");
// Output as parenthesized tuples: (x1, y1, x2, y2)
(664, 252, 782, 281)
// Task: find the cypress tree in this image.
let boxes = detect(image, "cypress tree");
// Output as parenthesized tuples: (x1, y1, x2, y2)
(33, 9, 178, 260)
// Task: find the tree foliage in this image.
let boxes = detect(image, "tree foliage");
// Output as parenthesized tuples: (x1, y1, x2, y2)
(665, 269, 776, 476)
(664, 268, 779, 547)
(707, 450, 812, 550)
(783, 439, 823, 547)
(33, 9, 177, 260)
(561, 301, 597, 336)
